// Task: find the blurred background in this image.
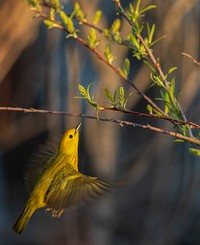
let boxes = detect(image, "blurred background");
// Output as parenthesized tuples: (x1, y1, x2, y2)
(0, 0, 200, 244)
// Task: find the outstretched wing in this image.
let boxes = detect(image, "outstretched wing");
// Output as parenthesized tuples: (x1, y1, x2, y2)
(24, 141, 58, 193)
(45, 167, 111, 210)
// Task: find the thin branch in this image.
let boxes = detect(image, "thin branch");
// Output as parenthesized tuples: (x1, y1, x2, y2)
(101, 106, 200, 129)
(182, 52, 200, 66)
(74, 16, 104, 34)
(0, 106, 200, 146)
(144, 124, 200, 145)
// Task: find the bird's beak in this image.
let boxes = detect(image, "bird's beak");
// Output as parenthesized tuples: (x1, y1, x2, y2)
(75, 123, 82, 133)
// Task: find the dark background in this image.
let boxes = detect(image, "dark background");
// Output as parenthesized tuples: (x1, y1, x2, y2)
(0, 0, 200, 244)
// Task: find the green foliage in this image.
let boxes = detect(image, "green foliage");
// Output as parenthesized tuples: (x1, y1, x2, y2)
(44, 0, 61, 12)
(41, 1, 79, 37)
(145, 23, 165, 48)
(151, 69, 179, 115)
(74, 2, 86, 22)
(93, 10, 102, 25)
(43, 20, 59, 29)
(25, 0, 41, 11)
(103, 19, 122, 43)
(26, 0, 39, 7)
(76, 84, 132, 111)
(24, 0, 200, 147)
(104, 87, 133, 110)
(60, 11, 76, 35)
(104, 44, 115, 64)
(127, 23, 162, 60)
(189, 148, 200, 157)
(87, 29, 99, 48)
(147, 64, 190, 135)
(146, 104, 162, 116)
(118, 1, 161, 61)
(128, 34, 145, 60)
(76, 84, 103, 110)
(146, 104, 153, 114)
(104, 87, 118, 105)
(118, 58, 130, 79)
(127, 0, 156, 32)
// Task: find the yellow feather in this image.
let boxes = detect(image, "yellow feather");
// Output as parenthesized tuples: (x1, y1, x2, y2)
(13, 123, 111, 234)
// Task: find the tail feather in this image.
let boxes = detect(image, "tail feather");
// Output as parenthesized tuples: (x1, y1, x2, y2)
(13, 204, 35, 234)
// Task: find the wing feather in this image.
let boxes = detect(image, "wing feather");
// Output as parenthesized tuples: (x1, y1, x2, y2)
(45, 167, 111, 209)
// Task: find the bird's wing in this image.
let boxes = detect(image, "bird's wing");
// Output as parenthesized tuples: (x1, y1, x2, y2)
(45, 167, 111, 210)
(24, 140, 58, 193)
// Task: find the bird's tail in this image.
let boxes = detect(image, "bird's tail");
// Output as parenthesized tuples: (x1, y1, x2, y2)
(13, 204, 35, 234)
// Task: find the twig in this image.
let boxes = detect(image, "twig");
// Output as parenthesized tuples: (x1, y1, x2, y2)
(101, 106, 200, 129)
(182, 52, 200, 66)
(0, 106, 200, 145)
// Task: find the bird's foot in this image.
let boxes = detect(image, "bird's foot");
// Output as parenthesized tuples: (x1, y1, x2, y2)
(46, 208, 64, 218)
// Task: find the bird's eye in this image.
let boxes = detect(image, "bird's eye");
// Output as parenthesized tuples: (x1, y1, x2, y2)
(69, 134, 73, 139)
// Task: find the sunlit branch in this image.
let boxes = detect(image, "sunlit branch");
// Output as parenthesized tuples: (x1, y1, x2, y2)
(0, 106, 200, 146)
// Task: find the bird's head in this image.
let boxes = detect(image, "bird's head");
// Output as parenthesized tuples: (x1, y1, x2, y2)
(58, 123, 81, 154)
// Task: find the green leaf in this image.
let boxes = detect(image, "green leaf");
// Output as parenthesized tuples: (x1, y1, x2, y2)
(76, 83, 103, 111)
(107, 18, 122, 42)
(43, 20, 58, 29)
(78, 84, 88, 98)
(86, 83, 93, 101)
(74, 2, 86, 22)
(104, 88, 114, 102)
(151, 35, 166, 47)
(93, 10, 102, 25)
(60, 11, 68, 24)
(87, 29, 99, 48)
(150, 73, 165, 88)
(135, 0, 141, 15)
(147, 23, 155, 45)
(139, 5, 156, 15)
(189, 148, 200, 157)
(167, 78, 176, 104)
(164, 91, 170, 114)
(174, 139, 185, 143)
(27, 0, 39, 7)
(143, 60, 155, 72)
(118, 58, 130, 79)
(168, 67, 177, 75)
(146, 104, 153, 114)
(129, 3, 135, 14)
(111, 19, 121, 33)
(128, 0, 156, 24)
(60, 11, 75, 33)
(160, 90, 165, 100)
(104, 43, 115, 64)
(124, 92, 133, 109)
(118, 87, 125, 107)
(123, 58, 130, 78)
(44, 0, 61, 12)
(104, 87, 120, 106)
(129, 34, 140, 50)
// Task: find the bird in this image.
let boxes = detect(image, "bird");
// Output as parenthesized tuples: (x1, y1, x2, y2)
(13, 123, 111, 234)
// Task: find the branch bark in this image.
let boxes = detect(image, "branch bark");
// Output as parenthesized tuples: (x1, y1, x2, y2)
(0, 106, 200, 146)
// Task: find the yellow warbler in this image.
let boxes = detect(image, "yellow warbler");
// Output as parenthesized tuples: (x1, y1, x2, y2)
(13, 123, 110, 234)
